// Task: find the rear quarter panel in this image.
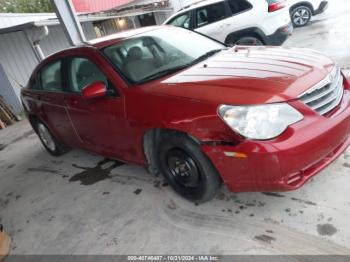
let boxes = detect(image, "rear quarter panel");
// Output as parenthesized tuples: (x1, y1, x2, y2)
(250, 0, 291, 36)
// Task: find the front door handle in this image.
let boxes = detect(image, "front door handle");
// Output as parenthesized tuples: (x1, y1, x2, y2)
(67, 99, 78, 106)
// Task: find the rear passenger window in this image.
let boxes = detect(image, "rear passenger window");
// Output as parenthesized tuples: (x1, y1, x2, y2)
(195, 2, 227, 28)
(41, 60, 62, 92)
(29, 75, 41, 90)
(68, 57, 108, 92)
(228, 0, 252, 15)
(168, 12, 191, 29)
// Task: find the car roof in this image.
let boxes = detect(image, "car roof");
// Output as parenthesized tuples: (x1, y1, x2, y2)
(87, 26, 162, 48)
(182, 0, 225, 11)
(39, 25, 174, 62)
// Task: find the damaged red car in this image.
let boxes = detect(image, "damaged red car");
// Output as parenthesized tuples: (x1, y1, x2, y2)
(21, 26, 350, 202)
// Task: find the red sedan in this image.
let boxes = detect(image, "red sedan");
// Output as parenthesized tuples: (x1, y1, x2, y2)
(21, 26, 350, 202)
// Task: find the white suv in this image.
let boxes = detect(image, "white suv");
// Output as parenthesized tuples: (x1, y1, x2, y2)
(288, 0, 328, 27)
(164, 0, 292, 45)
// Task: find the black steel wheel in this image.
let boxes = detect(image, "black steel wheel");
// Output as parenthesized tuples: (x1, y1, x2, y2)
(166, 148, 200, 188)
(156, 132, 221, 202)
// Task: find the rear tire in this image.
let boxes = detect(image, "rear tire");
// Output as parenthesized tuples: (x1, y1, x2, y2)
(227, 34, 264, 46)
(34, 120, 70, 156)
(155, 132, 221, 202)
(291, 6, 312, 27)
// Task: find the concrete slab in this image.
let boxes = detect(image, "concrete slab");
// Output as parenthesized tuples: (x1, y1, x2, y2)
(1, 0, 350, 255)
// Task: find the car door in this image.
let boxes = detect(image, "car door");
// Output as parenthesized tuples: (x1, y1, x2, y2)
(63, 55, 127, 158)
(194, 1, 232, 42)
(224, 0, 256, 34)
(37, 59, 80, 146)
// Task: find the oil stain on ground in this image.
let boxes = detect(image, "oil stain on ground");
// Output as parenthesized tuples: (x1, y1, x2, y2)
(27, 167, 59, 174)
(69, 158, 124, 186)
(317, 224, 337, 236)
(291, 197, 317, 206)
(254, 234, 276, 244)
(10, 130, 35, 144)
(133, 188, 142, 195)
(262, 192, 285, 198)
(343, 163, 350, 168)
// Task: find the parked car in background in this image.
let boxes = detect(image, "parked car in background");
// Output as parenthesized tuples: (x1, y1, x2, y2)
(164, 0, 292, 45)
(288, 0, 328, 27)
(21, 26, 350, 202)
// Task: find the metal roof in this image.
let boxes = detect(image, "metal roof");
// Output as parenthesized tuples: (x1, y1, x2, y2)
(0, 13, 128, 34)
(0, 13, 56, 29)
(71, 0, 171, 14)
(72, 0, 134, 12)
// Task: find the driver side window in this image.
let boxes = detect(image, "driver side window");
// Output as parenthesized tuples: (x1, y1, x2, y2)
(67, 57, 108, 92)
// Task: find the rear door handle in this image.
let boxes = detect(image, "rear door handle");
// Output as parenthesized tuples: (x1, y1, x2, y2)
(41, 97, 53, 102)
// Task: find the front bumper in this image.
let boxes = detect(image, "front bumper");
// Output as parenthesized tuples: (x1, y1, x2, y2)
(202, 73, 350, 192)
(265, 23, 293, 46)
(314, 1, 329, 15)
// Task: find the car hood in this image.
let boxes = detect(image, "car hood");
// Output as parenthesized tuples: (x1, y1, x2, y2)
(143, 46, 335, 105)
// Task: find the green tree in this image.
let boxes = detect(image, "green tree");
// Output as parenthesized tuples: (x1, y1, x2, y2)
(0, 0, 53, 13)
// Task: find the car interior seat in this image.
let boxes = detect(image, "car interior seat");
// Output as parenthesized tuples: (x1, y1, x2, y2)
(125, 46, 156, 81)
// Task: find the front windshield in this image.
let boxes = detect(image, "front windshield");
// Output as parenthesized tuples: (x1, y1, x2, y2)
(102, 27, 225, 84)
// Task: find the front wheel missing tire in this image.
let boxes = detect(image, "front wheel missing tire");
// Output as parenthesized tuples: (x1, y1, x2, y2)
(156, 132, 221, 202)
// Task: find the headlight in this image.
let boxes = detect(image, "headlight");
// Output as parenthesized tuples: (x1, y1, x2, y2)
(218, 103, 303, 140)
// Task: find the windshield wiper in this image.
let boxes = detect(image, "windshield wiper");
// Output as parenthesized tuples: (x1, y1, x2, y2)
(190, 48, 224, 65)
(137, 48, 225, 84)
(137, 64, 191, 83)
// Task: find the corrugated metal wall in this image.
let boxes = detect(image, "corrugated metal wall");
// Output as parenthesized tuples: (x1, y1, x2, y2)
(0, 22, 97, 114)
(0, 62, 25, 115)
(0, 30, 38, 113)
(28, 25, 70, 57)
(30, 22, 97, 57)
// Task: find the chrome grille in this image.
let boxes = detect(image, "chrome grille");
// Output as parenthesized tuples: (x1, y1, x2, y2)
(299, 67, 344, 115)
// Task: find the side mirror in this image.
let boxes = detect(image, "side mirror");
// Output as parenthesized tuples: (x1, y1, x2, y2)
(82, 81, 107, 99)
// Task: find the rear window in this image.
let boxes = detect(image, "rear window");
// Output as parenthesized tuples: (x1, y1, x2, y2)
(195, 2, 227, 28)
(40, 60, 62, 92)
(228, 0, 252, 15)
(29, 75, 41, 90)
